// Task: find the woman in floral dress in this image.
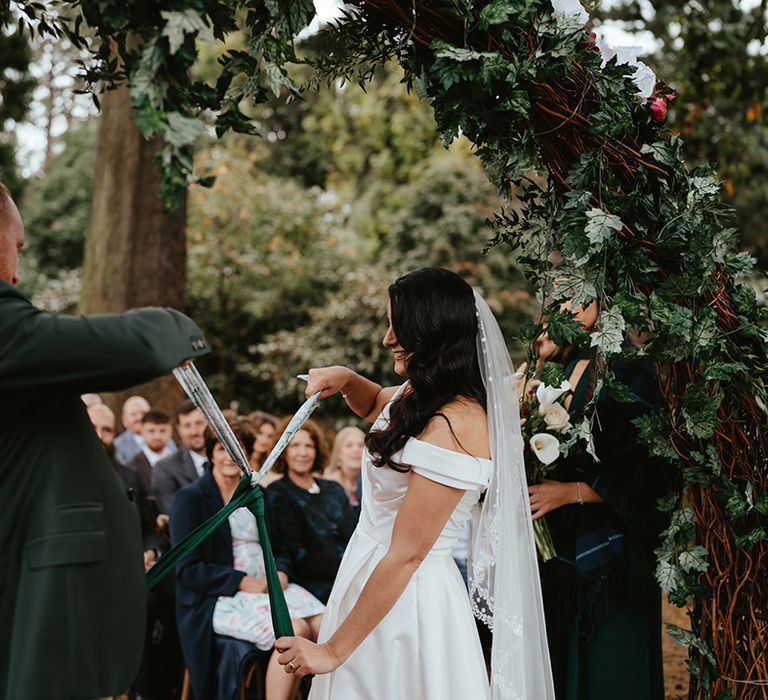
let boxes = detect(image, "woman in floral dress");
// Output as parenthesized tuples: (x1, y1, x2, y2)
(171, 418, 324, 700)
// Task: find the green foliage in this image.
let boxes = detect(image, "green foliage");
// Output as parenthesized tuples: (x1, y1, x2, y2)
(183, 65, 535, 411)
(594, 0, 768, 267)
(19, 121, 97, 278)
(589, 306, 626, 355)
(10, 0, 766, 688)
(681, 384, 723, 440)
(0, 6, 36, 194)
(539, 361, 565, 388)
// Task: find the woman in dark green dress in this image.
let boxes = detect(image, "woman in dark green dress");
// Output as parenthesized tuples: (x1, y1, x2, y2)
(529, 307, 674, 700)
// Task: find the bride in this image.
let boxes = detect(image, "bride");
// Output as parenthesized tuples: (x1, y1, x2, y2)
(275, 267, 554, 699)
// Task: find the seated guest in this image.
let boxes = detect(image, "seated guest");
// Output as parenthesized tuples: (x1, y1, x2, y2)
(127, 409, 176, 492)
(80, 392, 102, 407)
(114, 395, 151, 463)
(171, 420, 324, 700)
(153, 399, 208, 516)
(87, 403, 164, 565)
(247, 410, 277, 469)
(323, 425, 365, 512)
(265, 419, 357, 603)
(88, 403, 181, 697)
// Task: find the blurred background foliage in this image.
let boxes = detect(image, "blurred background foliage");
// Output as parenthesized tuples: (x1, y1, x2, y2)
(9, 0, 767, 416)
(593, 0, 768, 267)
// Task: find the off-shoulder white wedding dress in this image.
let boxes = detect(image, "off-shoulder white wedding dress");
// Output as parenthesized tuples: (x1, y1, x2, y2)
(309, 386, 492, 700)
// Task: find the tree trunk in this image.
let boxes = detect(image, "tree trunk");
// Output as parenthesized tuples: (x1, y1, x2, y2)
(80, 86, 187, 416)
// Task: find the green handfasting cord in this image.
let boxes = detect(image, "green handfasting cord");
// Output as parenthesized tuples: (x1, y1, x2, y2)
(145, 364, 322, 645)
(145, 473, 294, 639)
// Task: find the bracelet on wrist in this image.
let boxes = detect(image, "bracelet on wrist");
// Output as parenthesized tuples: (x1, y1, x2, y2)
(576, 481, 584, 506)
(341, 373, 358, 399)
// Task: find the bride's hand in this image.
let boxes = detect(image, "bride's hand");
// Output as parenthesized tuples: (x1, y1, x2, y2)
(276, 636, 343, 678)
(306, 366, 356, 401)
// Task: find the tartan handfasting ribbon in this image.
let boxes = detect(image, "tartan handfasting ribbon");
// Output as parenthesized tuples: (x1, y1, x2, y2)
(144, 363, 320, 641)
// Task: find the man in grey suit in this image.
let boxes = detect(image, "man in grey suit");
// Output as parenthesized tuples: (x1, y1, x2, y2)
(152, 399, 209, 515)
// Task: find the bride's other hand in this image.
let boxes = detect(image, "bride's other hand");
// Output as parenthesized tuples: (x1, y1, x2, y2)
(276, 636, 342, 678)
(305, 366, 355, 400)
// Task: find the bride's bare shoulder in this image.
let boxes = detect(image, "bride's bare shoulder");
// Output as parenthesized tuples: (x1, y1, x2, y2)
(418, 397, 490, 459)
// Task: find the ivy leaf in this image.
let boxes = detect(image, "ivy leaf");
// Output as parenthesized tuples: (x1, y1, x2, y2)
(539, 361, 565, 388)
(612, 290, 648, 328)
(433, 42, 498, 63)
(686, 174, 721, 207)
(478, 0, 536, 28)
(704, 362, 747, 381)
(657, 489, 680, 512)
(734, 528, 767, 549)
(564, 189, 592, 210)
(161, 9, 213, 55)
(679, 545, 709, 573)
(722, 251, 757, 277)
(264, 63, 290, 98)
(681, 384, 723, 439)
(692, 308, 718, 350)
(590, 306, 626, 354)
(755, 493, 768, 516)
(649, 293, 693, 336)
(711, 227, 740, 263)
(641, 141, 677, 167)
(163, 112, 206, 149)
(550, 267, 599, 306)
(544, 307, 589, 346)
(574, 416, 598, 461)
(666, 624, 717, 666)
(633, 414, 679, 461)
(724, 481, 751, 519)
(585, 208, 623, 251)
(656, 560, 682, 593)
(670, 504, 695, 531)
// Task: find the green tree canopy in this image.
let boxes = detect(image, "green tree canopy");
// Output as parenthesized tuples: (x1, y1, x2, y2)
(595, 0, 768, 265)
(0, 5, 35, 194)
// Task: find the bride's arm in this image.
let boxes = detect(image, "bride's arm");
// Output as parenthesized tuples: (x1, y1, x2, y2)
(275, 470, 465, 677)
(306, 365, 399, 422)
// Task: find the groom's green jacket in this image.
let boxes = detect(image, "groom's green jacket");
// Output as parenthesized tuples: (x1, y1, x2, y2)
(0, 280, 210, 700)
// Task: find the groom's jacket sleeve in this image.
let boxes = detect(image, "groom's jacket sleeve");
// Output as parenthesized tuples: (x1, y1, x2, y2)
(0, 280, 210, 395)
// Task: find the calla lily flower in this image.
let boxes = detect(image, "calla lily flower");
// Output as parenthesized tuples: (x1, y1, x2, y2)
(530, 433, 561, 466)
(536, 380, 571, 414)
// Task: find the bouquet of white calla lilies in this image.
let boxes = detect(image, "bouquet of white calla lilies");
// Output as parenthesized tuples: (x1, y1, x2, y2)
(518, 365, 594, 562)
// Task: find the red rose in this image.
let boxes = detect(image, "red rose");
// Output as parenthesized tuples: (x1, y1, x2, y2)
(579, 31, 600, 53)
(650, 96, 667, 122)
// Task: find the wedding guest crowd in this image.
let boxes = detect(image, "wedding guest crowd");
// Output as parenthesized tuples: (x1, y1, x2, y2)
(83, 393, 362, 700)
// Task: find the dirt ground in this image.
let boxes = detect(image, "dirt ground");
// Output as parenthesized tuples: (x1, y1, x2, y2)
(663, 599, 691, 699)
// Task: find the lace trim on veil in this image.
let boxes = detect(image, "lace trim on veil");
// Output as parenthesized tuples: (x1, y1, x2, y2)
(468, 291, 556, 700)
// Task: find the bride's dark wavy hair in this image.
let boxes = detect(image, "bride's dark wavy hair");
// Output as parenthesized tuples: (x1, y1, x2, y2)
(365, 268, 487, 472)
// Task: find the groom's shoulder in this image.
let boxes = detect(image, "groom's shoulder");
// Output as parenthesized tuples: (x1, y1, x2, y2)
(0, 279, 30, 304)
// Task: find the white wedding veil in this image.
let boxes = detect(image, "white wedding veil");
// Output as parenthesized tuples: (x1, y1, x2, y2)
(469, 290, 556, 699)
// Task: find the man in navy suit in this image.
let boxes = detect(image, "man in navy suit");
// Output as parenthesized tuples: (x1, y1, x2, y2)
(152, 399, 209, 516)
